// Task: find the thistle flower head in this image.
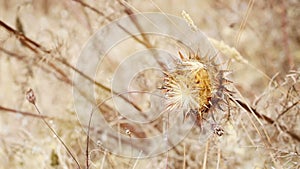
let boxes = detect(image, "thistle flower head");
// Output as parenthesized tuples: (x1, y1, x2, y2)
(162, 52, 231, 126)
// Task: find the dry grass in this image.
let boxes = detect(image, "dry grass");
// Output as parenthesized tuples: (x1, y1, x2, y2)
(0, 0, 299, 169)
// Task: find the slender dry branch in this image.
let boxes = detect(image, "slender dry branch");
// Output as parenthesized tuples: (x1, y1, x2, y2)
(0, 105, 53, 120)
(0, 19, 143, 111)
(72, 0, 167, 69)
(25, 89, 81, 169)
(276, 100, 299, 121)
(0, 20, 49, 53)
(280, 0, 293, 70)
(0, 104, 88, 132)
(71, 0, 109, 20)
(233, 99, 300, 142)
(0, 46, 72, 85)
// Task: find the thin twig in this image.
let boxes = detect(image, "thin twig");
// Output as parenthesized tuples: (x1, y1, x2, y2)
(0, 19, 143, 111)
(232, 99, 300, 142)
(275, 100, 299, 121)
(0, 105, 53, 120)
(280, 0, 293, 70)
(216, 146, 221, 169)
(183, 143, 186, 169)
(202, 138, 209, 169)
(33, 104, 81, 169)
(0, 20, 49, 53)
(0, 46, 71, 84)
(25, 89, 81, 168)
(235, 0, 254, 48)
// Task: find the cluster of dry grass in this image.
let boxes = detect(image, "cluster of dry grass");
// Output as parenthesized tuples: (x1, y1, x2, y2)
(0, 0, 299, 169)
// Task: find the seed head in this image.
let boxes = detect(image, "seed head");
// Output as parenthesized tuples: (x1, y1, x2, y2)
(213, 125, 224, 136)
(26, 88, 36, 104)
(125, 129, 131, 136)
(162, 51, 231, 126)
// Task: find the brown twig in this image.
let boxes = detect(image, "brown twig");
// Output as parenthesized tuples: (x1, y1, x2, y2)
(117, 0, 168, 69)
(0, 46, 72, 85)
(275, 100, 299, 122)
(233, 99, 300, 142)
(0, 19, 143, 111)
(0, 20, 49, 53)
(71, 0, 108, 19)
(72, 0, 167, 70)
(0, 105, 53, 120)
(0, 105, 86, 126)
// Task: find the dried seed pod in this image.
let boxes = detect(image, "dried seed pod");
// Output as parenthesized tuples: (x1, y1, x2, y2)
(26, 88, 36, 105)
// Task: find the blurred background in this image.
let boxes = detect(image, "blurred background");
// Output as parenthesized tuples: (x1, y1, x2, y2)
(0, 0, 299, 168)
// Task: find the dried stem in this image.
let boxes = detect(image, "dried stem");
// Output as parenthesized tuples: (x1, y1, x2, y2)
(233, 99, 300, 142)
(33, 104, 81, 169)
(0, 105, 53, 120)
(202, 138, 209, 169)
(235, 0, 254, 48)
(0, 19, 143, 111)
(280, 0, 293, 70)
(25, 89, 81, 168)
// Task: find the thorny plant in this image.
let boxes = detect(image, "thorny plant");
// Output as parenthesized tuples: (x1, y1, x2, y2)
(0, 0, 299, 169)
(161, 51, 231, 133)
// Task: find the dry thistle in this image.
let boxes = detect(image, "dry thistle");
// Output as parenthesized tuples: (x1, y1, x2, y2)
(162, 51, 231, 130)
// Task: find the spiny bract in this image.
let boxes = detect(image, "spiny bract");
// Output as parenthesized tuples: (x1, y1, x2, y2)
(162, 51, 231, 126)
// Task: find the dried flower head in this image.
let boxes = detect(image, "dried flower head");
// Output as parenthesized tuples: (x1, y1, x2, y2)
(26, 88, 36, 105)
(125, 129, 132, 136)
(162, 51, 231, 127)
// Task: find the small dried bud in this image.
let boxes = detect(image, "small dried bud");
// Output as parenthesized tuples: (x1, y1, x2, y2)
(125, 129, 131, 136)
(26, 88, 36, 104)
(213, 125, 224, 136)
(96, 140, 102, 147)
